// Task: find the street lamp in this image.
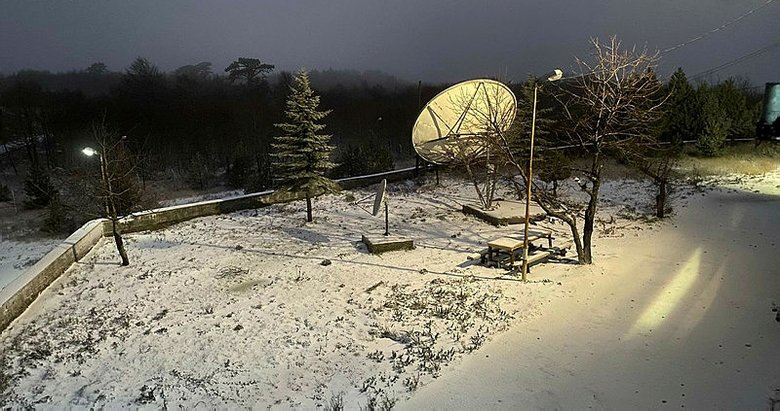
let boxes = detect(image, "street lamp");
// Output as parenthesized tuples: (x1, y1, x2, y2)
(82, 146, 110, 217)
(82, 145, 130, 265)
(521, 68, 563, 282)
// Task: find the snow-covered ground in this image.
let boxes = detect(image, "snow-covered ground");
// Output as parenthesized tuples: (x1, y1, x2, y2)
(0, 237, 63, 291)
(1, 170, 777, 408)
(401, 169, 780, 409)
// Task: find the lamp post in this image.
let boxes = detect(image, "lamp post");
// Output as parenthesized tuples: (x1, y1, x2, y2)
(82, 147, 109, 216)
(521, 69, 563, 282)
(83, 146, 129, 266)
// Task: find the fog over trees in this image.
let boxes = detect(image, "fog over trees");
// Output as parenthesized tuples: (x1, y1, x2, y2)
(0, 54, 764, 237)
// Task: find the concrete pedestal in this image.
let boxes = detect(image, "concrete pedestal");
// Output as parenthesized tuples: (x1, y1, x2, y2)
(462, 200, 546, 226)
(361, 234, 414, 254)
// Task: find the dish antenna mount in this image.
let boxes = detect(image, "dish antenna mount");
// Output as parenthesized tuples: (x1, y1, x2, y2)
(412, 79, 517, 165)
(354, 179, 390, 236)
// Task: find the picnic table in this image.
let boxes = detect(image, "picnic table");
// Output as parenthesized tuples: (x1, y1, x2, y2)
(481, 229, 554, 268)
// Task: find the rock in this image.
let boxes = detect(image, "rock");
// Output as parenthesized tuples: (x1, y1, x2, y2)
(234, 324, 243, 331)
(235, 244, 244, 250)
(320, 259, 332, 266)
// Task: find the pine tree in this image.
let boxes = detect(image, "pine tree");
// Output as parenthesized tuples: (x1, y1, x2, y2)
(661, 68, 701, 147)
(696, 84, 730, 156)
(713, 78, 753, 139)
(271, 69, 339, 222)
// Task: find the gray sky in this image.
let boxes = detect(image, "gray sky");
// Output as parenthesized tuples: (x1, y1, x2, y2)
(1, 0, 778, 85)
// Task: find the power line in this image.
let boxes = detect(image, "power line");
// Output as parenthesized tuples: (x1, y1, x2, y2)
(690, 39, 780, 80)
(662, 0, 778, 54)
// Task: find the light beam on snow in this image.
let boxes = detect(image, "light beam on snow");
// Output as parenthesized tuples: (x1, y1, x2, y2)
(626, 247, 703, 338)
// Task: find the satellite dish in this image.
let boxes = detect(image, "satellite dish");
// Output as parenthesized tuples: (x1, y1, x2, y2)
(412, 79, 517, 165)
(353, 179, 390, 236)
(372, 179, 387, 216)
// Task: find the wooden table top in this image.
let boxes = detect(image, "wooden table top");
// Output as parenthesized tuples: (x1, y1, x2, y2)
(487, 230, 551, 252)
(487, 237, 526, 251)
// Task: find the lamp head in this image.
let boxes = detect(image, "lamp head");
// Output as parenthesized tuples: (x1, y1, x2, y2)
(547, 68, 564, 82)
(82, 147, 97, 157)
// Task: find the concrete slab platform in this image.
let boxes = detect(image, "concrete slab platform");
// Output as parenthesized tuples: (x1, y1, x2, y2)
(462, 199, 546, 226)
(361, 234, 414, 254)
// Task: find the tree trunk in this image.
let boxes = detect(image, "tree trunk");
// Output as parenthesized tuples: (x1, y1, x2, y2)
(306, 196, 313, 222)
(581, 161, 603, 265)
(112, 218, 130, 266)
(531, 199, 586, 265)
(656, 179, 667, 218)
(570, 220, 585, 264)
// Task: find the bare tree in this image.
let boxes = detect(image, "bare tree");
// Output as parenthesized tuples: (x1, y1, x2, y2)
(84, 124, 142, 266)
(616, 144, 679, 218)
(433, 80, 517, 210)
(534, 36, 665, 264)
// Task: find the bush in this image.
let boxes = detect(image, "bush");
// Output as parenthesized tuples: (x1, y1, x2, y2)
(185, 152, 217, 190)
(24, 166, 57, 208)
(332, 143, 394, 178)
(244, 154, 272, 193)
(696, 90, 729, 157)
(0, 184, 10, 202)
(41, 195, 70, 233)
(226, 155, 252, 189)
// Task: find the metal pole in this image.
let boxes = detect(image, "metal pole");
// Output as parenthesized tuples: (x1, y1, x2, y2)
(384, 200, 389, 236)
(98, 153, 111, 217)
(521, 85, 539, 282)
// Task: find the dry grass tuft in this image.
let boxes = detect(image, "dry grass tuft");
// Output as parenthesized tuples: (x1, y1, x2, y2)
(679, 144, 780, 176)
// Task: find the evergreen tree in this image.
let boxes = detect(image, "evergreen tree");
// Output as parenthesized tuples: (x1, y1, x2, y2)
(713, 78, 753, 139)
(271, 69, 339, 222)
(696, 85, 730, 156)
(225, 58, 274, 86)
(661, 68, 701, 147)
(24, 165, 57, 208)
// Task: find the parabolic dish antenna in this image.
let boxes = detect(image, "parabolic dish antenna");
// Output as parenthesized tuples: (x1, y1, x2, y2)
(372, 179, 387, 216)
(353, 179, 391, 236)
(412, 79, 517, 165)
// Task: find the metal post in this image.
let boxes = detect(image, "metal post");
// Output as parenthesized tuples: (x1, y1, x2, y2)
(521, 85, 539, 282)
(384, 200, 389, 236)
(98, 153, 111, 217)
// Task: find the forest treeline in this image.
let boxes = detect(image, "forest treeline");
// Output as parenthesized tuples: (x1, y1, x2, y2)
(0, 57, 766, 233)
(0, 59, 429, 188)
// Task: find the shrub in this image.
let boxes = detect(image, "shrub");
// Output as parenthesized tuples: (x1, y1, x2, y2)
(696, 85, 730, 157)
(332, 143, 394, 178)
(24, 166, 57, 208)
(244, 154, 272, 193)
(0, 184, 10, 202)
(226, 155, 252, 189)
(185, 152, 216, 190)
(41, 195, 69, 233)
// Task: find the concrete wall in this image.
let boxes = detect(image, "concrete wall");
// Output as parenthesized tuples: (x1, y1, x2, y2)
(0, 166, 424, 331)
(0, 219, 106, 331)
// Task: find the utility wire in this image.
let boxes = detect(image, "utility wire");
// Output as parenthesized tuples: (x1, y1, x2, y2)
(690, 39, 780, 80)
(661, 0, 778, 54)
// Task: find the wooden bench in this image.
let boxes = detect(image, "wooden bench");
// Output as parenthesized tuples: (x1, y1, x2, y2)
(511, 250, 552, 272)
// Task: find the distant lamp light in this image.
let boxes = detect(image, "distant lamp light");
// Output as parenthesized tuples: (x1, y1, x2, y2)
(82, 147, 97, 157)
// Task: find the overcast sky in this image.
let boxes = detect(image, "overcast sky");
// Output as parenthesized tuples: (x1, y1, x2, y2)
(1, 0, 778, 85)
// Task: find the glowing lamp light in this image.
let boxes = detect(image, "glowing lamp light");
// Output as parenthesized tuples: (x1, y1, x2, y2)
(82, 147, 97, 157)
